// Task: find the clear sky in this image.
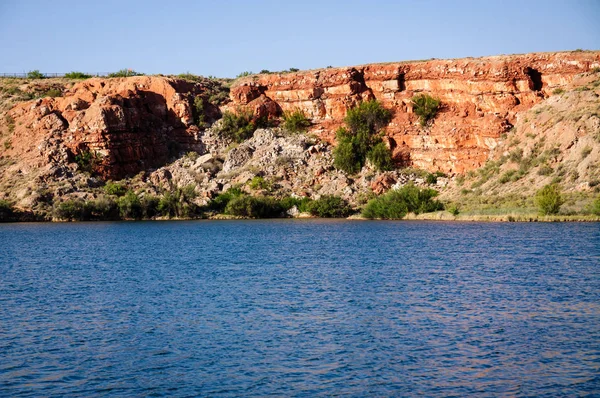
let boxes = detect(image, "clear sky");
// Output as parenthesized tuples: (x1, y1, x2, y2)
(0, 0, 598, 78)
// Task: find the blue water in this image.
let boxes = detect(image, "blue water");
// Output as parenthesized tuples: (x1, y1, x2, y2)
(1, 220, 599, 396)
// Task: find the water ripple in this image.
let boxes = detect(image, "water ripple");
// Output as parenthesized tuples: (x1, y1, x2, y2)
(0, 220, 599, 396)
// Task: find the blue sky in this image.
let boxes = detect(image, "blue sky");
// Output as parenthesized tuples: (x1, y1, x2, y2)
(0, 0, 598, 77)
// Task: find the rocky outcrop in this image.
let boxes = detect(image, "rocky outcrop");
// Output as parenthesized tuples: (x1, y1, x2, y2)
(230, 51, 600, 173)
(6, 76, 219, 179)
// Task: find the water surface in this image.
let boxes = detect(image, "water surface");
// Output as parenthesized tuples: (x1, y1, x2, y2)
(1, 220, 599, 396)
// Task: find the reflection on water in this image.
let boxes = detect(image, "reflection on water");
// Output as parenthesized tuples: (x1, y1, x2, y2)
(0, 220, 599, 396)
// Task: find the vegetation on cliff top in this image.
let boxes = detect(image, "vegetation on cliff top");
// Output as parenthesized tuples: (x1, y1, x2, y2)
(108, 69, 145, 78)
(64, 72, 92, 79)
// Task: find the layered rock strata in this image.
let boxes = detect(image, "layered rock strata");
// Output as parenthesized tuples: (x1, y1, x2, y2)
(7, 76, 218, 179)
(230, 51, 600, 173)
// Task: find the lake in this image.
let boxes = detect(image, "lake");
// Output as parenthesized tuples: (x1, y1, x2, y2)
(1, 220, 599, 396)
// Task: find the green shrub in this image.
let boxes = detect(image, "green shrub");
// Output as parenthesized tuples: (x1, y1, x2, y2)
(236, 71, 253, 78)
(27, 70, 45, 79)
(249, 176, 271, 191)
(412, 94, 441, 126)
(288, 68, 300, 72)
(158, 191, 178, 217)
(186, 151, 199, 161)
(366, 142, 393, 171)
(534, 184, 564, 215)
(509, 148, 523, 163)
(207, 187, 244, 212)
(333, 100, 393, 174)
(108, 69, 144, 78)
(219, 109, 266, 143)
(282, 109, 311, 133)
(54, 199, 87, 221)
(118, 191, 143, 219)
(177, 72, 200, 81)
(425, 171, 446, 184)
(591, 197, 600, 216)
(581, 146, 592, 159)
(0, 200, 14, 222)
(104, 181, 128, 197)
(193, 96, 207, 128)
(552, 88, 565, 95)
(447, 204, 460, 216)
(54, 198, 120, 221)
(499, 170, 517, 184)
(279, 196, 312, 213)
(362, 184, 443, 219)
(306, 195, 352, 218)
(141, 195, 160, 219)
(3, 139, 11, 150)
(74, 151, 99, 173)
(333, 134, 361, 174)
(90, 197, 119, 220)
(64, 71, 92, 79)
(225, 195, 283, 218)
(43, 88, 62, 98)
(156, 185, 198, 219)
(208, 91, 229, 106)
(538, 165, 553, 176)
(345, 100, 392, 134)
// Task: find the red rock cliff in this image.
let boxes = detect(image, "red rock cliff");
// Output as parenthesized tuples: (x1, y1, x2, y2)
(230, 51, 600, 173)
(7, 76, 215, 179)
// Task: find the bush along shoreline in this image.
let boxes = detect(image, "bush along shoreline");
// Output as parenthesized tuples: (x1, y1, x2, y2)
(2, 186, 598, 223)
(1, 182, 452, 222)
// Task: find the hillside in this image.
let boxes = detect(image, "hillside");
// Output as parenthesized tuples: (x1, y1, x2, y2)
(441, 72, 600, 217)
(0, 51, 599, 221)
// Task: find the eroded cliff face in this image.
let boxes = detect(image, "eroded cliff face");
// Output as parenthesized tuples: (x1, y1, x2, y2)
(6, 76, 220, 179)
(230, 51, 600, 173)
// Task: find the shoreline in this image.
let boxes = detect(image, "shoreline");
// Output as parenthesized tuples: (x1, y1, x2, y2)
(1, 212, 599, 224)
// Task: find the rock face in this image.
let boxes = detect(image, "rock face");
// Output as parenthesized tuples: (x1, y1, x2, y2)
(230, 51, 600, 173)
(7, 76, 217, 179)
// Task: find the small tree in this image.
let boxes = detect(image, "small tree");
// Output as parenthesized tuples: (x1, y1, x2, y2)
(118, 191, 143, 219)
(333, 131, 361, 174)
(412, 94, 441, 126)
(194, 96, 207, 128)
(333, 100, 393, 174)
(108, 69, 144, 78)
(64, 71, 92, 79)
(27, 70, 45, 79)
(535, 184, 564, 215)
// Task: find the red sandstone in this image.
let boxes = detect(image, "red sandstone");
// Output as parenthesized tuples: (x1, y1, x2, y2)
(230, 51, 600, 173)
